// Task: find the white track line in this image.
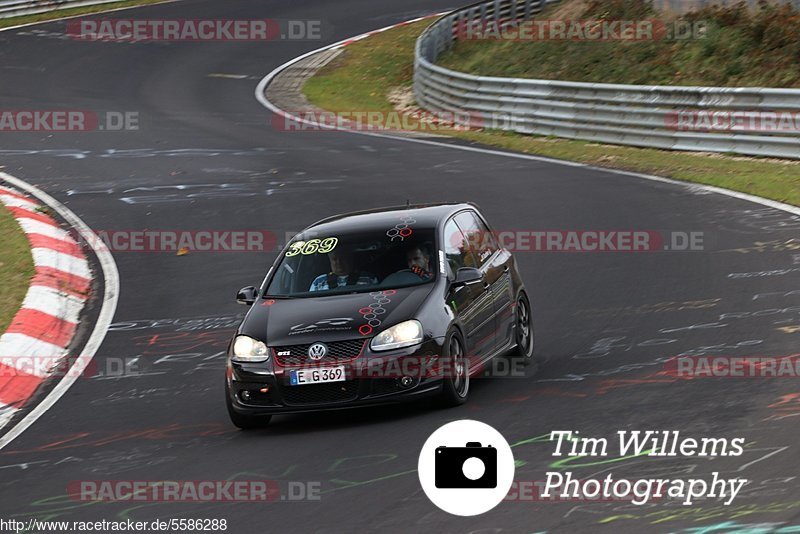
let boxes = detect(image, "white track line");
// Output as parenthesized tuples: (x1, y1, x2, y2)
(0, 172, 119, 450)
(254, 17, 800, 218)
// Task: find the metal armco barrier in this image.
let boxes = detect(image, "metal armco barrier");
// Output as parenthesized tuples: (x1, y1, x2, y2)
(413, 0, 800, 159)
(0, 0, 126, 19)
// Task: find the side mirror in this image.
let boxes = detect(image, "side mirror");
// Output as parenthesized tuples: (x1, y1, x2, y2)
(452, 267, 482, 287)
(236, 286, 258, 305)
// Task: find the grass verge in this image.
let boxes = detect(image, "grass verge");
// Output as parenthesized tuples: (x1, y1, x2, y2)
(0, 201, 34, 335)
(303, 19, 800, 206)
(0, 0, 174, 30)
(437, 0, 800, 87)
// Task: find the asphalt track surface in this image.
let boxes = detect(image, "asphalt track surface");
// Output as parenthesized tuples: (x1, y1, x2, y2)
(1, 0, 800, 532)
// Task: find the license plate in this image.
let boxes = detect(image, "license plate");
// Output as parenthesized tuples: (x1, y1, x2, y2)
(290, 366, 345, 386)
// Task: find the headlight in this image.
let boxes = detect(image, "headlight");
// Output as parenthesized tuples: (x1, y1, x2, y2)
(370, 320, 423, 351)
(232, 335, 269, 362)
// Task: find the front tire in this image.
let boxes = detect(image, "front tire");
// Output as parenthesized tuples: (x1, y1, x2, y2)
(439, 330, 469, 407)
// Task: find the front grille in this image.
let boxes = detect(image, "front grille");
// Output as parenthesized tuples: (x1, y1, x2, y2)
(282, 380, 359, 405)
(273, 339, 366, 366)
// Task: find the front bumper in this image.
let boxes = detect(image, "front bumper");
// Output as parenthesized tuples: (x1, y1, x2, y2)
(226, 337, 446, 415)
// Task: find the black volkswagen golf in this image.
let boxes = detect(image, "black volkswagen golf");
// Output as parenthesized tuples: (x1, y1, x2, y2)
(225, 203, 534, 428)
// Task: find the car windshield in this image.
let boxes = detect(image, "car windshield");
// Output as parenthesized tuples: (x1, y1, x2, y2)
(264, 225, 438, 297)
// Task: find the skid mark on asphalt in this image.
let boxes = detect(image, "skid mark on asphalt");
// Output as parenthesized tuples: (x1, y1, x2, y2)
(108, 314, 244, 332)
(64, 180, 342, 204)
(0, 148, 283, 159)
(207, 73, 260, 80)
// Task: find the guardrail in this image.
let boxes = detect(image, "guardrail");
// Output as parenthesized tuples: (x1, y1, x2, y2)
(0, 0, 125, 19)
(413, 0, 800, 159)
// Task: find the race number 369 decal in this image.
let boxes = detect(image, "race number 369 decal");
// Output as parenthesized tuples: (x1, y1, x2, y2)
(285, 237, 338, 256)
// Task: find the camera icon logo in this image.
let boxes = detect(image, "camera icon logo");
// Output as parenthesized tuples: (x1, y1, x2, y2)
(435, 442, 497, 488)
(418, 420, 515, 516)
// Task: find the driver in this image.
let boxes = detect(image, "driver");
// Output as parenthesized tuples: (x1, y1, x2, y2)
(406, 245, 433, 280)
(309, 248, 377, 291)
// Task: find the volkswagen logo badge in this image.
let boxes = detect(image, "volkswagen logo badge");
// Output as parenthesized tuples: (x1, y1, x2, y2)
(307, 342, 328, 360)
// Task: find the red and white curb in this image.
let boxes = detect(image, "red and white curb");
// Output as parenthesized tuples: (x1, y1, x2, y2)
(334, 13, 447, 49)
(0, 184, 90, 427)
(0, 173, 118, 450)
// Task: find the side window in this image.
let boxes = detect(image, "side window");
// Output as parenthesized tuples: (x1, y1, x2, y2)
(454, 211, 497, 267)
(443, 218, 476, 275)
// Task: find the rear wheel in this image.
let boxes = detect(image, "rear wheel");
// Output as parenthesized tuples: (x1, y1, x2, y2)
(512, 292, 535, 365)
(226, 384, 272, 429)
(439, 330, 469, 407)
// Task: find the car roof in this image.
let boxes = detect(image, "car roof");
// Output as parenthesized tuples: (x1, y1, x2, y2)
(303, 202, 479, 235)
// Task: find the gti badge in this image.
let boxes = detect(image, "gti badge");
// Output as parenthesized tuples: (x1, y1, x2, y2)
(308, 342, 328, 360)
